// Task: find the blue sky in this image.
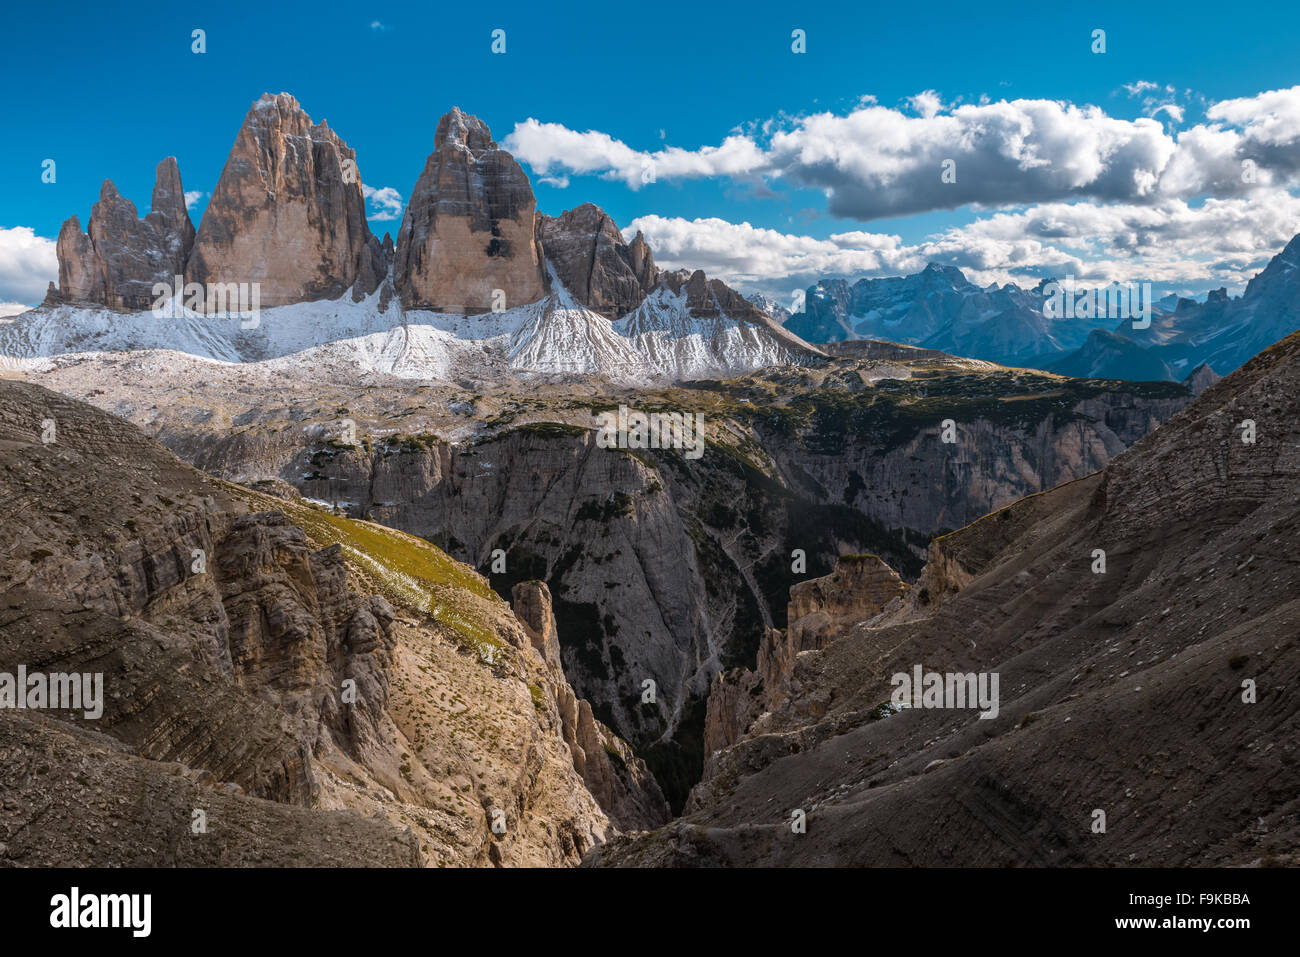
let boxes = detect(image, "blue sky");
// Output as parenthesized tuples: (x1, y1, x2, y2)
(3, 0, 1300, 307)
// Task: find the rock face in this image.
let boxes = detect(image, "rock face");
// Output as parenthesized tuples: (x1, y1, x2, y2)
(614, 268, 826, 375)
(790, 264, 1104, 361)
(1182, 361, 1222, 395)
(54, 158, 196, 310)
(512, 581, 670, 830)
(394, 108, 547, 313)
(0, 379, 616, 866)
(704, 555, 909, 756)
(591, 330, 1300, 868)
(660, 269, 772, 323)
(1046, 328, 1178, 381)
(186, 93, 385, 308)
(762, 554, 909, 697)
(536, 204, 658, 317)
(747, 292, 793, 326)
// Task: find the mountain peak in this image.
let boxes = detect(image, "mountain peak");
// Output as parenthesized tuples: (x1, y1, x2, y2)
(52, 160, 196, 310)
(183, 93, 380, 307)
(536, 203, 658, 318)
(435, 106, 496, 153)
(394, 107, 545, 312)
(1243, 230, 1300, 301)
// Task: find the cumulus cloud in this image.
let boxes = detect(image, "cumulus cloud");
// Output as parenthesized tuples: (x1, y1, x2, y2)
(626, 190, 1300, 297)
(507, 86, 1300, 220)
(184, 190, 204, 210)
(362, 184, 403, 221)
(0, 226, 57, 306)
(504, 119, 767, 190)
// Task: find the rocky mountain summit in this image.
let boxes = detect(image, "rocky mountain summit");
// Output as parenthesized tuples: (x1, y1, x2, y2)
(788, 232, 1300, 383)
(394, 107, 547, 313)
(186, 92, 388, 307)
(52, 94, 388, 313)
(535, 203, 658, 319)
(52, 158, 195, 310)
(1099, 233, 1300, 379)
(1182, 361, 1222, 395)
(1046, 328, 1177, 381)
(789, 264, 1114, 365)
(590, 330, 1300, 867)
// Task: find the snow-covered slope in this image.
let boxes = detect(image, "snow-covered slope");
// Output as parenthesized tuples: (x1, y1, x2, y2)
(615, 286, 817, 380)
(0, 276, 818, 385)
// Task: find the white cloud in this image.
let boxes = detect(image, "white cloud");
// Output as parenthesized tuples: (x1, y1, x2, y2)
(0, 226, 57, 306)
(1208, 86, 1300, 145)
(0, 302, 33, 317)
(362, 184, 403, 221)
(507, 86, 1300, 220)
(1122, 81, 1161, 97)
(626, 190, 1300, 297)
(184, 190, 204, 210)
(907, 90, 945, 119)
(1153, 104, 1184, 125)
(503, 119, 766, 191)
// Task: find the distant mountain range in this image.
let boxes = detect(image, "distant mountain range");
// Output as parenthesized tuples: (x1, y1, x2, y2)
(783, 240, 1300, 382)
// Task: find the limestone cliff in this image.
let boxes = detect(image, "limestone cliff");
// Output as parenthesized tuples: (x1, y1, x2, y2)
(536, 203, 658, 318)
(54, 158, 195, 310)
(394, 108, 547, 313)
(704, 555, 910, 756)
(512, 581, 670, 830)
(139, 358, 1190, 811)
(591, 331, 1300, 867)
(186, 93, 385, 307)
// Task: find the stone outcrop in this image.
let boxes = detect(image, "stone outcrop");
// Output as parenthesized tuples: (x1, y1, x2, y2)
(764, 555, 909, 691)
(704, 555, 909, 755)
(536, 203, 658, 317)
(186, 93, 385, 307)
(512, 581, 670, 831)
(1182, 361, 1222, 395)
(659, 268, 771, 323)
(108, 354, 1189, 811)
(394, 107, 547, 313)
(54, 158, 195, 310)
